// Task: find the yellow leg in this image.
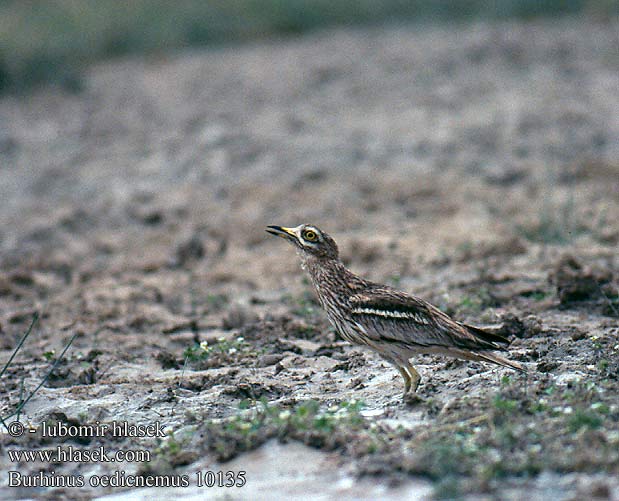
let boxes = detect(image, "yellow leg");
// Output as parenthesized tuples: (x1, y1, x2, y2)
(398, 365, 422, 395)
(407, 364, 421, 393)
(398, 367, 411, 395)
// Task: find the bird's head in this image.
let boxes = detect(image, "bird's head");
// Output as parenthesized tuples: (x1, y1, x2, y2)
(266, 224, 339, 260)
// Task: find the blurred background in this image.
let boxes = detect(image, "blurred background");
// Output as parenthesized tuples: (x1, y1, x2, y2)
(1, 2, 619, 499)
(1, 0, 618, 292)
(1, 0, 617, 272)
(0, 0, 617, 93)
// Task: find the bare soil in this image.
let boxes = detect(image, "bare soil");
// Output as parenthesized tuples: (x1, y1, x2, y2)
(1, 17, 618, 500)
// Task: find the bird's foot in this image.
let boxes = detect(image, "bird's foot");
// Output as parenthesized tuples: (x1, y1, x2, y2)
(403, 392, 426, 406)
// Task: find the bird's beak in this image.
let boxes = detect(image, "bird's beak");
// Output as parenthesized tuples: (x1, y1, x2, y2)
(266, 225, 297, 242)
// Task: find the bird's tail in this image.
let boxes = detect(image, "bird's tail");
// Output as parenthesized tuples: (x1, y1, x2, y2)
(436, 347, 527, 373)
(473, 352, 527, 373)
(463, 323, 511, 350)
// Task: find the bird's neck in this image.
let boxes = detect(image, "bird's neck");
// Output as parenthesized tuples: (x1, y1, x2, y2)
(302, 254, 340, 277)
(301, 254, 362, 298)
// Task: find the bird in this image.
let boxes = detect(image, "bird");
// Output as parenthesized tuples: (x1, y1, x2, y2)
(266, 223, 525, 396)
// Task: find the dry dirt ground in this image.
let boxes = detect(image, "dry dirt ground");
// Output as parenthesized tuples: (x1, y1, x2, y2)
(1, 17, 618, 501)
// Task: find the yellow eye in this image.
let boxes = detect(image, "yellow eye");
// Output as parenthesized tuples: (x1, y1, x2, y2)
(302, 230, 317, 241)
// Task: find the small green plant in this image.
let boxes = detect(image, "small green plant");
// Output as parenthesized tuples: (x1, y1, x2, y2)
(529, 400, 548, 414)
(493, 396, 519, 412)
(200, 398, 373, 461)
(183, 336, 247, 362)
(42, 350, 56, 361)
(590, 402, 610, 415)
(525, 290, 548, 301)
(154, 431, 183, 457)
(567, 409, 603, 433)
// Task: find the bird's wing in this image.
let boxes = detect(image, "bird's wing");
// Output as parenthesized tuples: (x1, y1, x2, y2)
(349, 288, 509, 351)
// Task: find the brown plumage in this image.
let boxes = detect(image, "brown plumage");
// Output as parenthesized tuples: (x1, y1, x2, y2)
(266, 224, 525, 395)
